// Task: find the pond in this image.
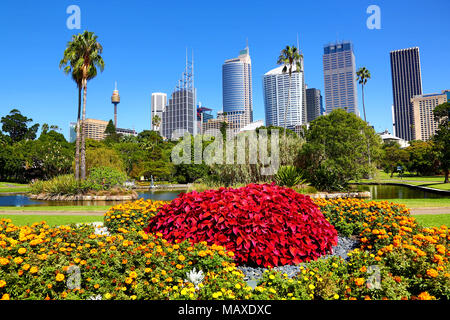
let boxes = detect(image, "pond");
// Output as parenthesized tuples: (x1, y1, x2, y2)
(349, 184, 449, 199)
(0, 190, 186, 207)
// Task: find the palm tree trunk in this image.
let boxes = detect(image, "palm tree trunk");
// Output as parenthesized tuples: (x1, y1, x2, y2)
(81, 79, 87, 180)
(75, 86, 81, 181)
(362, 84, 372, 177)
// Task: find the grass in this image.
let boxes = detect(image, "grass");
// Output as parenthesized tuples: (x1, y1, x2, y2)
(0, 215, 103, 227)
(370, 198, 450, 208)
(413, 214, 450, 228)
(0, 182, 31, 193)
(356, 170, 450, 192)
(0, 205, 110, 212)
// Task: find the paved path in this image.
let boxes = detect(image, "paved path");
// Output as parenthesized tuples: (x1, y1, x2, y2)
(409, 207, 450, 215)
(0, 208, 449, 216)
(0, 211, 105, 216)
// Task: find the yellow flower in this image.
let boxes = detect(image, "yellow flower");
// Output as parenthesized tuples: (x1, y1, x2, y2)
(269, 275, 275, 280)
(426, 269, 438, 278)
(13, 257, 23, 264)
(235, 284, 241, 290)
(22, 264, 30, 271)
(178, 255, 186, 262)
(0, 280, 6, 288)
(309, 284, 315, 290)
(129, 271, 138, 279)
(104, 293, 112, 299)
(333, 294, 339, 299)
(125, 277, 133, 284)
(30, 266, 38, 274)
(18, 247, 27, 254)
(1, 294, 10, 300)
(56, 273, 65, 282)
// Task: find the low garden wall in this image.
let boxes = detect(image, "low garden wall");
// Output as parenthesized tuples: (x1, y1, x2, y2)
(29, 191, 139, 201)
(308, 191, 371, 199)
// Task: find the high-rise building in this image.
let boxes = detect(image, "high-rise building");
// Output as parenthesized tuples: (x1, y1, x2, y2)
(263, 65, 304, 129)
(411, 90, 449, 141)
(151, 92, 167, 133)
(69, 122, 77, 143)
(222, 46, 253, 134)
(79, 118, 136, 141)
(390, 47, 423, 141)
(162, 53, 196, 140)
(323, 41, 359, 116)
(197, 103, 213, 135)
(306, 88, 323, 123)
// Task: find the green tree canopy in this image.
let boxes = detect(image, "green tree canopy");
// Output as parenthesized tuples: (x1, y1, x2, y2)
(433, 102, 450, 183)
(298, 109, 382, 191)
(1, 109, 40, 143)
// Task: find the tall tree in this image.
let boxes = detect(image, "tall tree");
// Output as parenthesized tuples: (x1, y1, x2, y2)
(60, 33, 99, 181)
(433, 102, 450, 183)
(1, 109, 39, 143)
(356, 67, 372, 174)
(60, 31, 105, 180)
(277, 46, 302, 145)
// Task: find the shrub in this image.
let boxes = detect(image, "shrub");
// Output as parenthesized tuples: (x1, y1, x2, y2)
(86, 166, 128, 191)
(144, 184, 338, 267)
(275, 165, 305, 188)
(30, 174, 85, 195)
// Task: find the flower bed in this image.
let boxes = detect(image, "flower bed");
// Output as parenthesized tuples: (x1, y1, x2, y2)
(0, 191, 449, 300)
(145, 184, 338, 267)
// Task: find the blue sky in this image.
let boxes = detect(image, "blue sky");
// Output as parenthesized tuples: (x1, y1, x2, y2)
(1, 0, 449, 139)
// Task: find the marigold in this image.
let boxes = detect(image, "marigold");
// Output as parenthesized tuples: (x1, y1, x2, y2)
(55, 273, 65, 282)
(354, 278, 365, 286)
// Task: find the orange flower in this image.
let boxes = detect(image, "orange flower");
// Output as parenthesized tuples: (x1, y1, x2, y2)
(426, 269, 438, 278)
(354, 278, 365, 286)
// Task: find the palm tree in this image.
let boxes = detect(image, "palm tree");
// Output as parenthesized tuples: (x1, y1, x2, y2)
(277, 45, 303, 145)
(152, 114, 161, 131)
(60, 31, 104, 180)
(356, 67, 372, 175)
(356, 67, 371, 123)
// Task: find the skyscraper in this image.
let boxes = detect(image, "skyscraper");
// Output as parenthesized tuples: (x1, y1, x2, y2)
(323, 41, 359, 116)
(390, 47, 423, 141)
(151, 92, 167, 133)
(411, 90, 449, 141)
(162, 53, 196, 140)
(222, 46, 253, 134)
(306, 88, 323, 123)
(263, 65, 304, 129)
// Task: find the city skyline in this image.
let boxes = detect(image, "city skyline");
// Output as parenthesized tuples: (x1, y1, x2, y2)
(1, 1, 449, 140)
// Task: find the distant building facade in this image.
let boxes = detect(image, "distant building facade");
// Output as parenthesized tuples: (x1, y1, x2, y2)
(390, 47, 423, 141)
(323, 41, 359, 116)
(411, 90, 449, 141)
(161, 53, 196, 140)
(263, 65, 304, 130)
(151, 92, 167, 133)
(71, 118, 136, 142)
(305, 88, 323, 123)
(222, 46, 253, 134)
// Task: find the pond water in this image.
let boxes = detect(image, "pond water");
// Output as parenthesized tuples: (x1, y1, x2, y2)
(0, 184, 448, 207)
(349, 184, 449, 199)
(0, 190, 185, 207)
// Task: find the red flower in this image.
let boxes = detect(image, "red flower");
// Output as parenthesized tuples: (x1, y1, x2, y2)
(145, 183, 338, 267)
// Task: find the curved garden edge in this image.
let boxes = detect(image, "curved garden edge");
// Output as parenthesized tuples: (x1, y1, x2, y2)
(28, 191, 139, 201)
(354, 181, 450, 195)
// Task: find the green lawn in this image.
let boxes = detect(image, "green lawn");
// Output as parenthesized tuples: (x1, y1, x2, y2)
(413, 214, 450, 228)
(370, 198, 450, 208)
(357, 171, 450, 191)
(0, 205, 110, 212)
(0, 182, 31, 193)
(0, 215, 103, 226)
